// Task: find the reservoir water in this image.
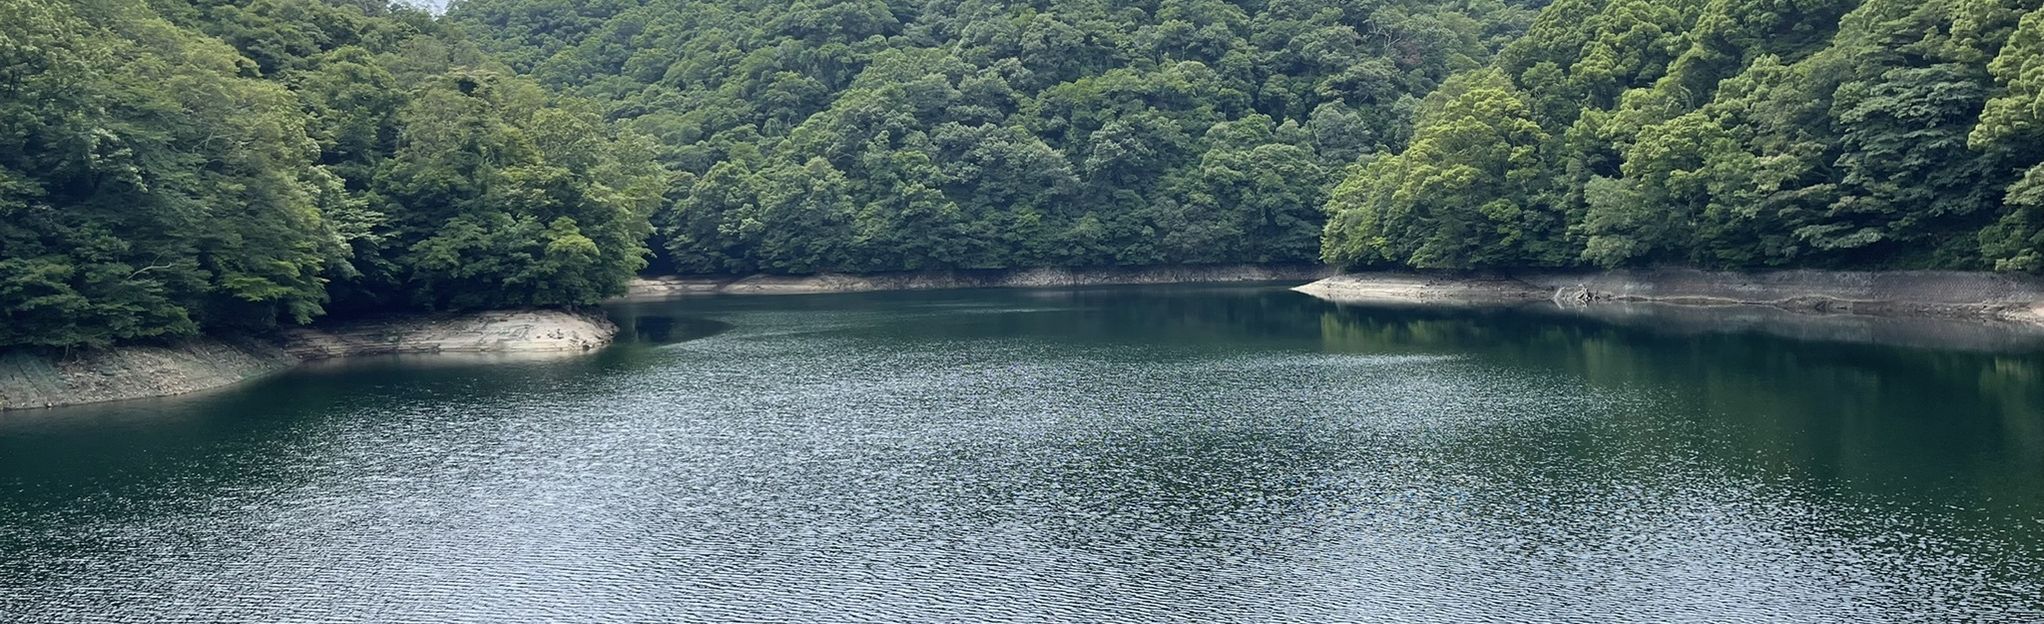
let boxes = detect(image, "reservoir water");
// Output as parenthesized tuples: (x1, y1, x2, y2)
(3, 285, 2042, 622)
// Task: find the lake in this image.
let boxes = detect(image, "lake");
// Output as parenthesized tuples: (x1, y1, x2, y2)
(3, 284, 2042, 622)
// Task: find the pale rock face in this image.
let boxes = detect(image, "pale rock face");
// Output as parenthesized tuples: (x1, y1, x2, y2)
(1, 309, 618, 411)
(0, 339, 295, 411)
(619, 264, 1336, 298)
(2012, 303, 2044, 326)
(281, 309, 617, 360)
(1294, 270, 2044, 327)
(1290, 273, 1547, 305)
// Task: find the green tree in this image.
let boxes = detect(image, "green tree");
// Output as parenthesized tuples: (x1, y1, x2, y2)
(1322, 71, 1560, 269)
(1973, 8, 2044, 271)
(1, 0, 333, 348)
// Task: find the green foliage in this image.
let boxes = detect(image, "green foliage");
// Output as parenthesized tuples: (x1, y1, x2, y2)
(19, 0, 2044, 351)
(1, 0, 328, 348)
(1322, 70, 1564, 269)
(449, 0, 1540, 274)
(0, 0, 662, 349)
(370, 76, 659, 310)
(1326, 0, 2044, 273)
(1974, 6, 2044, 271)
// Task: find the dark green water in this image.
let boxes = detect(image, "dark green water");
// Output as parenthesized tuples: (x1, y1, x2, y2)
(4, 285, 2043, 622)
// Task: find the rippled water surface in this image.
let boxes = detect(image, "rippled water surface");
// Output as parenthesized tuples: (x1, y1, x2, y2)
(4, 285, 2044, 622)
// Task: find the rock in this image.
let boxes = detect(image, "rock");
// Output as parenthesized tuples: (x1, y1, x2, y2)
(1290, 273, 1549, 305)
(281, 309, 617, 360)
(1294, 269, 2044, 327)
(0, 338, 297, 411)
(618, 264, 1336, 298)
(2, 309, 619, 411)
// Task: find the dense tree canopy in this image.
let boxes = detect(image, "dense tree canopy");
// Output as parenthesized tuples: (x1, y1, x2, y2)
(0, 0, 662, 349)
(447, 0, 1540, 273)
(1324, 0, 2044, 272)
(10, 0, 2044, 351)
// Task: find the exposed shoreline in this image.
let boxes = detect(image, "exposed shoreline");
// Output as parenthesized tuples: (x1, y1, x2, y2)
(619, 263, 1336, 298)
(6, 262, 1322, 412)
(1294, 269, 2044, 327)
(0, 309, 616, 412)
(15, 266, 2043, 411)
(279, 308, 617, 360)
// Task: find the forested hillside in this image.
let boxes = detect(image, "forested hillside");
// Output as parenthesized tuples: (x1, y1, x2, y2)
(447, 0, 1540, 273)
(7, 0, 2044, 352)
(0, 0, 661, 349)
(1323, 0, 2044, 271)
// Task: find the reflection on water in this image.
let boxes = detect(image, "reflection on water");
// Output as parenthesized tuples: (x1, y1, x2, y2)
(608, 310, 734, 345)
(3, 285, 2042, 622)
(1552, 300, 2044, 353)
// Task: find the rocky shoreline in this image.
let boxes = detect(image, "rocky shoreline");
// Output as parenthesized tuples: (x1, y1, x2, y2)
(1294, 269, 2044, 327)
(16, 267, 2043, 411)
(0, 309, 616, 411)
(280, 309, 617, 360)
(619, 263, 1335, 298)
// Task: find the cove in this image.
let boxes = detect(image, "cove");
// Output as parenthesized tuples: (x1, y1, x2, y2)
(2, 285, 2041, 622)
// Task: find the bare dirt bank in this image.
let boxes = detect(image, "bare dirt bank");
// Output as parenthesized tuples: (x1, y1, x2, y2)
(621, 264, 1335, 298)
(1287, 273, 1552, 305)
(1, 309, 615, 411)
(1296, 269, 2044, 326)
(280, 308, 615, 359)
(0, 339, 297, 412)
